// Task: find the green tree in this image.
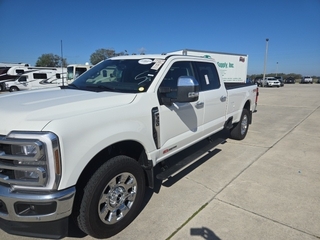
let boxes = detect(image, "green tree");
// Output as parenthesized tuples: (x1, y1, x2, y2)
(90, 48, 115, 65)
(36, 53, 67, 67)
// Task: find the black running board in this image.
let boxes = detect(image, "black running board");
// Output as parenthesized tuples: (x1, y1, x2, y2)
(156, 138, 224, 180)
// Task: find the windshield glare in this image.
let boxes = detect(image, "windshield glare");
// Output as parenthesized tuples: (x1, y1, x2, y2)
(70, 59, 162, 93)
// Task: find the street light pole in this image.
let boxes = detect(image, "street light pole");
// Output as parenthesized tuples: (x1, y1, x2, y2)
(276, 62, 278, 76)
(262, 38, 269, 87)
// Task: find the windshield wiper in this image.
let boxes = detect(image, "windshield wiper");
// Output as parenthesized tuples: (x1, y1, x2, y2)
(85, 85, 115, 92)
(66, 83, 80, 89)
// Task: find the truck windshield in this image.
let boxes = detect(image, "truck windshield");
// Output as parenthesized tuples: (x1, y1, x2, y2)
(69, 59, 164, 93)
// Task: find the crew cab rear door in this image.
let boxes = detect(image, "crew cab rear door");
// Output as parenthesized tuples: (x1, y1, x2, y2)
(193, 61, 227, 136)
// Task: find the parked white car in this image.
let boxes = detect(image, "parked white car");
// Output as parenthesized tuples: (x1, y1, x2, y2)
(262, 77, 281, 87)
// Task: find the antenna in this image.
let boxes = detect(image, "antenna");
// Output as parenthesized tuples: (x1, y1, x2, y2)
(61, 40, 65, 86)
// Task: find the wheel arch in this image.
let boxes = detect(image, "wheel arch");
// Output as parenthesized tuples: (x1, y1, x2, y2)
(75, 140, 151, 191)
(243, 99, 252, 124)
(10, 86, 20, 92)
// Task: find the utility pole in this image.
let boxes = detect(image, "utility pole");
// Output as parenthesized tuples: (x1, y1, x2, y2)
(262, 38, 269, 87)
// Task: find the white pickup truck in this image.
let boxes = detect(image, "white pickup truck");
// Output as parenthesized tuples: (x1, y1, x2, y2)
(0, 50, 258, 239)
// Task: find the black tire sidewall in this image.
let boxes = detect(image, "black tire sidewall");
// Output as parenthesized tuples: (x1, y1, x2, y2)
(230, 109, 249, 140)
(10, 87, 18, 92)
(78, 155, 146, 238)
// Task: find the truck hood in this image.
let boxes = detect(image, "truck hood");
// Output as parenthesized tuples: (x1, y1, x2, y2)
(0, 88, 137, 134)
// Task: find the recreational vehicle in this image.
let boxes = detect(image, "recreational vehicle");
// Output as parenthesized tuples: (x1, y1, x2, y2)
(0, 63, 30, 91)
(0, 64, 65, 92)
(5, 68, 66, 92)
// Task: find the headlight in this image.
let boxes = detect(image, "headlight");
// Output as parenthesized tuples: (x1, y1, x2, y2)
(0, 132, 61, 191)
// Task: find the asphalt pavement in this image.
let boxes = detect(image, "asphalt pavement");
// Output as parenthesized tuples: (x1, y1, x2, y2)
(1, 84, 320, 240)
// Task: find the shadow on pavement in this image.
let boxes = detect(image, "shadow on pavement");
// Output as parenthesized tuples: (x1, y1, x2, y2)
(191, 227, 221, 240)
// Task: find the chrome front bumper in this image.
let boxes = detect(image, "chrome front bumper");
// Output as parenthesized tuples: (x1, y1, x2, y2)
(0, 185, 75, 222)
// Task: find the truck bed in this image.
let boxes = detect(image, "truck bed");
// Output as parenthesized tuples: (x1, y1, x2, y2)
(224, 82, 256, 90)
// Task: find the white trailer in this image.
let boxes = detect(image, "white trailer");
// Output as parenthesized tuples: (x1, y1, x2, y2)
(167, 49, 248, 83)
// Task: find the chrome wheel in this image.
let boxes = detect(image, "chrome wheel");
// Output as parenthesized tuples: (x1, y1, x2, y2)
(240, 114, 248, 136)
(77, 155, 146, 238)
(99, 172, 137, 224)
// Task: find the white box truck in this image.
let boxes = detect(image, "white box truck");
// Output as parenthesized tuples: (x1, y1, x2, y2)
(168, 49, 248, 83)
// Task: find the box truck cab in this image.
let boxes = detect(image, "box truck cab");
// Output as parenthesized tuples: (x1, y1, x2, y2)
(67, 64, 92, 83)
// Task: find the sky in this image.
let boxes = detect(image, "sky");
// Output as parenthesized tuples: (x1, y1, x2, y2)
(0, 0, 319, 76)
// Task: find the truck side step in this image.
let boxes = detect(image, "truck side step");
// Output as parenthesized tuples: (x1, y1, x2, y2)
(156, 138, 224, 180)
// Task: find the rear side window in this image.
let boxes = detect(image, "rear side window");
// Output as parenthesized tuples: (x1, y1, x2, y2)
(194, 62, 220, 90)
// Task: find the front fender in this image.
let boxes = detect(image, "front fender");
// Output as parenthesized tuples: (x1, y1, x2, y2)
(43, 107, 156, 190)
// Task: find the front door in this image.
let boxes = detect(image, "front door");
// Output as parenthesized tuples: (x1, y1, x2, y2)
(156, 60, 204, 161)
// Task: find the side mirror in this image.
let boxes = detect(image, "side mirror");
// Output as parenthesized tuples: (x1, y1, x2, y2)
(175, 76, 199, 102)
(159, 76, 199, 106)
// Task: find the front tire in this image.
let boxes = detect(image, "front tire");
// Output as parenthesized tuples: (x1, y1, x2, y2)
(230, 109, 250, 140)
(10, 86, 19, 92)
(77, 155, 146, 238)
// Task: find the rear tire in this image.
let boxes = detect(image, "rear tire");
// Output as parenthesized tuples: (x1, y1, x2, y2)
(230, 109, 250, 140)
(77, 155, 146, 238)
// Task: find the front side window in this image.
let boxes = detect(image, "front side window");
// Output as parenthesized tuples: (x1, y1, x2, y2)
(70, 59, 165, 93)
(158, 61, 194, 100)
(67, 66, 74, 80)
(75, 67, 88, 78)
(18, 76, 27, 82)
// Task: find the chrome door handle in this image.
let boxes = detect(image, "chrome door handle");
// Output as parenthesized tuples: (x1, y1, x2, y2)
(196, 101, 204, 107)
(220, 96, 227, 102)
